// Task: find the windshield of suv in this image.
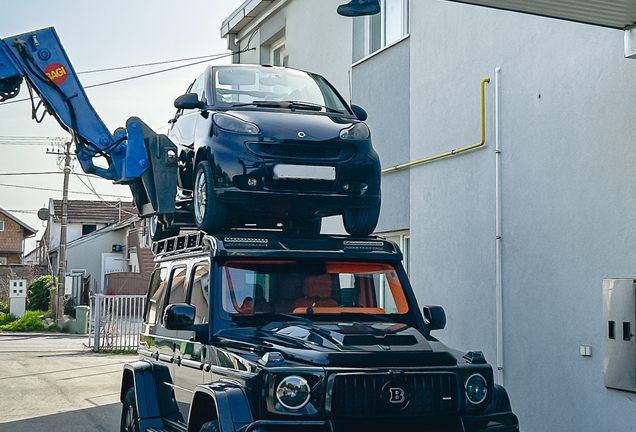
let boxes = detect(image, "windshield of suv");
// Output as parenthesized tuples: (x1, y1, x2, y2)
(213, 66, 349, 114)
(220, 260, 409, 318)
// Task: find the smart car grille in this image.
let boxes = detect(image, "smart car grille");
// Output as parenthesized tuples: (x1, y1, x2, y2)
(268, 179, 336, 192)
(329, 373, 460, 417)
(246, 143, 355, 161)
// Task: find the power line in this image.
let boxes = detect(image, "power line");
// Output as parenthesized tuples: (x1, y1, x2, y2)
(0, 182, 129, 198)
(74, 172, 137, 216)
(0, 50, 238, 106)
(0, 171, 101, 177)
(77, 53, 230, 74)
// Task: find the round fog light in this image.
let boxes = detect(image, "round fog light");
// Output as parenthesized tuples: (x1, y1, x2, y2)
(465, 374, 488, 405)
(276, 375, 311, 410)
(247, 178, 258, 187)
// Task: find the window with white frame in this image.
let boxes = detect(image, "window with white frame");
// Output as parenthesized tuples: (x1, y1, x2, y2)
(381, 230, 410, 275)
(0, 257, 7, 265)
(357, 0, 409, 60)
(270, 38, 287, 67)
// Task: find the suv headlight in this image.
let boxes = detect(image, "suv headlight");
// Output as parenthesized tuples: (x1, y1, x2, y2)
(213, 113, 260, 134)
(465, 373, 488, 405)
(276, 375, 311, 410)
(339, 123, 369, 140)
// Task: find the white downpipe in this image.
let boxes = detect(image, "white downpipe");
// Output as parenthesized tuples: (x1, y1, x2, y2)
(494, 67, 504, 385)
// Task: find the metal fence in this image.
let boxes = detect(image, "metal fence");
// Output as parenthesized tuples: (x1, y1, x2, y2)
(88, 294, 145, 352)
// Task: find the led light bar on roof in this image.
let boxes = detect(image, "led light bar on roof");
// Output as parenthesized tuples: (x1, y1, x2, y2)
(343, 240, 384, 246)
(223, 237, 269, 248)
(224, 237, 268, 244)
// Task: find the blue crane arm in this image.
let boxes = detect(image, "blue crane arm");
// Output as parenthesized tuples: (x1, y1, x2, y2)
(0, 27, 177, 216)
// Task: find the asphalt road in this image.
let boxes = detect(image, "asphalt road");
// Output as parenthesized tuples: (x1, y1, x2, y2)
(0, 333, 137, 432)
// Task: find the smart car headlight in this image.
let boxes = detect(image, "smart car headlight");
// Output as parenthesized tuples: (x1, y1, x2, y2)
(276, 375, 311, 410)
(465, 373, 488, 405)
(339, 123, 370, 140)
(213, 113, 260, 134)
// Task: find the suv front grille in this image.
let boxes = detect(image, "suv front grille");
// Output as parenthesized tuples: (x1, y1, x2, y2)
(329, 373, 460, 417)
(246, 142, 355, 161)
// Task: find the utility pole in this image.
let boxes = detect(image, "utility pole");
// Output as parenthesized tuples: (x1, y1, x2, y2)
(56, 140, 71, 326)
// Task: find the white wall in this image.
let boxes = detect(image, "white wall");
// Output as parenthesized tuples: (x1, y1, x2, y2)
(408, 1, 636, 431)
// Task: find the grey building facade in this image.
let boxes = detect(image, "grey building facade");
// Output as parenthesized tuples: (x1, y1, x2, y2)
(222, 1, 636, 430)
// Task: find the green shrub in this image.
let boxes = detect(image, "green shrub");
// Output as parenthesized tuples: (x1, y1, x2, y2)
(0, 301, 9, 314)
(0, 310, 61, 332)
(0, 312, 17, 326)
(27, 276, 56, 311)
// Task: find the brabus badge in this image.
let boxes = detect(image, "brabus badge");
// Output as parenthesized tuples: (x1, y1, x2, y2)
(298, 131, 306, 138)
(381, 380, 410, 410)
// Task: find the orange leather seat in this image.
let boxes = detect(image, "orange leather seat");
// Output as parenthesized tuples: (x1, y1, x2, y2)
(294, 274, 337, 309)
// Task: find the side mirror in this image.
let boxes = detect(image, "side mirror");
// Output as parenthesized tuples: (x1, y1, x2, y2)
(174, 93, 204, 110)
(423, 305, 446, 330)
(163, 303, 195, 330)
(351, 104, 368, 121)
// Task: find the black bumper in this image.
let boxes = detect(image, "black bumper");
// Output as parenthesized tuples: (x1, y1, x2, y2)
(237, 412, 519, 432)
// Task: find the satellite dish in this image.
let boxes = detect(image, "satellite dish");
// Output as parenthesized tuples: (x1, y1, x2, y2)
(37, 208, 50, 221)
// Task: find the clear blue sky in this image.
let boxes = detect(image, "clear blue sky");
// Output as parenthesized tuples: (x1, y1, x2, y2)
(0, 0, 244, 250)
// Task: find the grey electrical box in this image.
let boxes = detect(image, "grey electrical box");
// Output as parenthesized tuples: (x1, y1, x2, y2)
(603, 278, 636, 392)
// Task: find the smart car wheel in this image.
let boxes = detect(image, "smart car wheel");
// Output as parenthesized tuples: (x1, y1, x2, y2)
(343, 204, 380, 237)
(120, 388, 139, 432)
(194, 160, 226, 231)
(149, 215, 179, 241)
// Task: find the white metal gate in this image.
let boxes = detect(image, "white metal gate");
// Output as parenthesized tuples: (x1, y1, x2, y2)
(88, 294, 145, 352)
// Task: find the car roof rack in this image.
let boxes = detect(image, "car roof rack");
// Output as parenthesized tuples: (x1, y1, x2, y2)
(152, 231, 206, 257)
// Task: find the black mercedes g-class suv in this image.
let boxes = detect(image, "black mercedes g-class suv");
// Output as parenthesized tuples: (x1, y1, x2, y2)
(120, 231, 519, 432)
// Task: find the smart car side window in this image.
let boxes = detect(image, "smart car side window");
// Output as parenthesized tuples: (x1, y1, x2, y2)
(183, 73, 206, 115)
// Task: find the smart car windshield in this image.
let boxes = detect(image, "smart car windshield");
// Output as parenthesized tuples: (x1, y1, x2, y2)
(213, 66, 349, 114)
(219, 259, 409, 319)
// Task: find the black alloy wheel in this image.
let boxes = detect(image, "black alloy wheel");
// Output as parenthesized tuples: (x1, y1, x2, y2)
(120, 388, 140, 432)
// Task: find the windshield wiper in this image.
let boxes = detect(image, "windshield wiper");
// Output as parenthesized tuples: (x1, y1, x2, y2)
(252, 312, 312, 323)
(337, 312, 395, 322)
(231, 100, 343, 114)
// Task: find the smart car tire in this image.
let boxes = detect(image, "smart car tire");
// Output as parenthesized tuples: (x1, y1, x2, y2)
(343, 204, 380, 237)
(194, 160, 227, 231)
(200, 421, 220, 432)
(120, 387, 140, 432)
(149, 215, 179, 241)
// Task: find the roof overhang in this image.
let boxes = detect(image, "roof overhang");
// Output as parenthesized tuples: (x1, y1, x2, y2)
(221, 0, 276, 38)
(446, 0, 636, 30)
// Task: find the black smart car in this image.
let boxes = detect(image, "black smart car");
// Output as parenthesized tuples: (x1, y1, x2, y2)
(120, 231, 519, 432)
(162, 65, 381, 239)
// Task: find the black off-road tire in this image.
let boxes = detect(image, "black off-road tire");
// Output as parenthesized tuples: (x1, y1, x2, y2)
(342, 204, 380, 237)
(193, 160, 227, 232)
(120, 387, 140, 432)
(200, 420, 220, 432)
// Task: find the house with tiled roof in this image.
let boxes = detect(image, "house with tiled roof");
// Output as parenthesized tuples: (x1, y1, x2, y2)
(47, 200, 154, 298)
(48, 199, 138, 252)
(0, 206, 37, 265)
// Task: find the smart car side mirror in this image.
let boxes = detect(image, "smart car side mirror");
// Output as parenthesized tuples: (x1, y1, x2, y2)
(174, 93, 204, 110)
(423, 305, 446, 330)
(163, 303, 195, 330)
(351, 104, 368, 121)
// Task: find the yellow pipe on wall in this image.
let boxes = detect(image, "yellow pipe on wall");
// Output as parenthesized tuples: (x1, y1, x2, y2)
(381, 78, 491, 174)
